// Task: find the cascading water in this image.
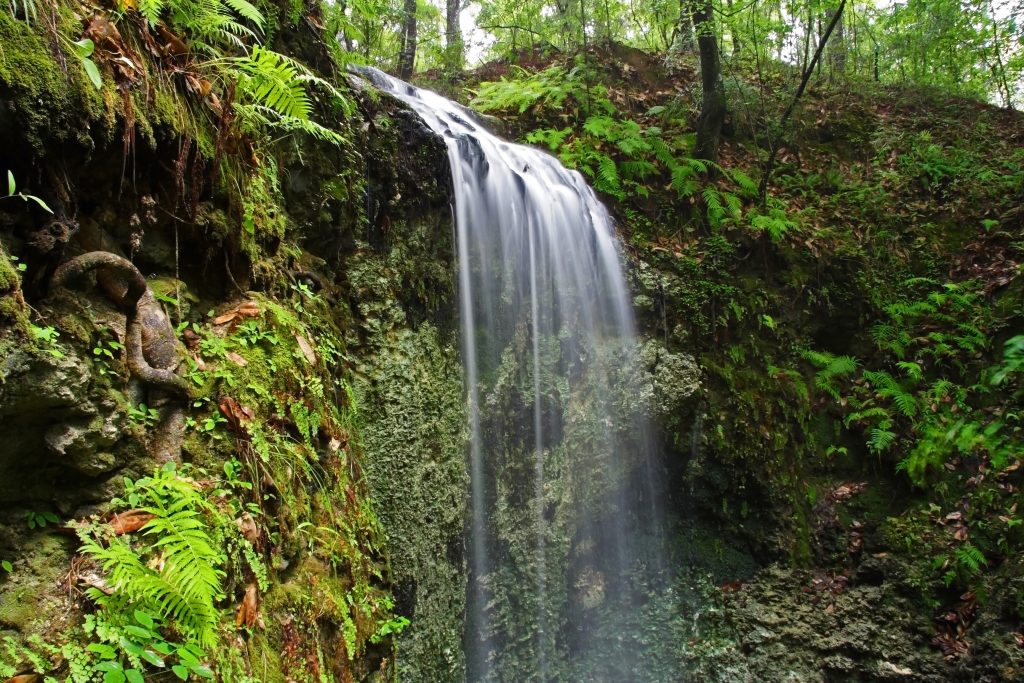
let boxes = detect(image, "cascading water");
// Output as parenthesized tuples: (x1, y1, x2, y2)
(359, 68, 676, 682)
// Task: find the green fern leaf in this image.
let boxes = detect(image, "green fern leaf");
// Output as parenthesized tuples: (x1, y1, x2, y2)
(595, 154, 620, 193)
(868, 427, 897, 453)
(236, 46, 311, 120)
(222, 0, 264, 30)
(730, 169, 758, 195)
(138, 0, 166, 24)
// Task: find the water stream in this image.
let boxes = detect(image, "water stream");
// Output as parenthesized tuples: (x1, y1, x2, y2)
(360, 68, 672, 682)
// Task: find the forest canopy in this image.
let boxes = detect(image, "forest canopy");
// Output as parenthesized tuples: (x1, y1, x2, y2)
(337, 0, 1024, 108)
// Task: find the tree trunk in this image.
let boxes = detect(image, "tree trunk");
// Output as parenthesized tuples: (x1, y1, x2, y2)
(827, 4, 847, 75)
(398, 0, 417, 79)
(672, 0, 695, 52)
(444, 0, 464, 74)
(691, 0, 726, 164)
(758, 0, 847, 204)
(726, 0, 741, 54)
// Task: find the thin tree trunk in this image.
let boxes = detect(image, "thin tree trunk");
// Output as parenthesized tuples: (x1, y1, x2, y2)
(445, 0, 464, 75)
(827, 3, 847, 76)
(672, 0, 695, 52)
(726, 0, 741, 54)
(758, 0, 847, 205)
(398, 0, 417, 79)
(987, 0, 1014, 109)
(691, 0, 726, 164)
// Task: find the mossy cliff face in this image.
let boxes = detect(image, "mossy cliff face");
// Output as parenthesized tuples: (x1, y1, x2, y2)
(345, 98, 470, 682)
(0, 8, 460, 682)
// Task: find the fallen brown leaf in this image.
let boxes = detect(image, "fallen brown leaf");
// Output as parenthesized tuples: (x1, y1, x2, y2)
(212, 300, 261, 326)
(235, 582, 259, 629)
(109, 509, 156, 535)
(294, 334, 317, 365)
(225, 351, 249, 367)
(5, 674, 42, 683)
(218, 396, 254, 433)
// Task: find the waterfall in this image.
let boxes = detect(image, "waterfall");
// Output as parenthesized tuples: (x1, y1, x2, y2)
(360, 68, 672, 682)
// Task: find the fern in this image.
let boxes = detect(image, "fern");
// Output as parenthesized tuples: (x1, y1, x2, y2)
(863, 369, 919, 418)
(669, 163, 698, 197)
(844, 406, 890, 427)
(702, 187, 725, 226)
(730, 169, 758, 196)
(896, 361, 923, 380)
(138, 0, 166, 25)
(595, 154, 621, 195)
(803, 350, 859, 400)
(221, 0, 264, 31)
(526, 127, 572, 151)
(649, 137, 675, 167)
(234, 104, 345, 144)
(954, 543, 986, 577)
(235, 46, 311, 119)
(80, 467, 225, 649)
(867, 426, 897, 453)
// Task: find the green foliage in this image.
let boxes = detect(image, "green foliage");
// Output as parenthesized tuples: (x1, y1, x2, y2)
(79, 464, 225, 649)
(30, 323, 64, 358)
(128, 403, 161, 427)
(802, 350, 858, 400)
(474, 63, 753, 228)
(24, 509, 60, 529)
(79, 609, 213, 683)
(4, 169, 52, 212)
(231, 47, 347, 145)
(137, 0, 262, 49)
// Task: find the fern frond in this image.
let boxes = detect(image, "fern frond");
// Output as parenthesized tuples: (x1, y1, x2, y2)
(236, 46, 311, 120)
(138, 0, 166, 24)
(686, 158, 708, 174)
(221, 0, 264, 31)
(702, 187, 724, 223)
(891, 390, 918, 418)
(649, 137, 675, 167)
(955, 543, 986, 576)
(234, 104, 345, 144)
(669, 163, 697, 197)
(896, 360, 923, 380)
(844, 406, 890, 427)
(619, 159, 657, 180)
(731, 169, 758, 195)
(595, 154, 620, 193)
(583, 115, 616, 140)
(867, 427, 897, 452)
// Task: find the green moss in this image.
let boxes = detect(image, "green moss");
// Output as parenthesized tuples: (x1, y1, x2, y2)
(0, 8, 107, 151)
(0, 242, 29, 334)
(347, 204, 466, 680)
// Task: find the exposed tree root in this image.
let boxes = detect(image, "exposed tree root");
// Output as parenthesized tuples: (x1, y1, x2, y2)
(52, 251, 189, 462)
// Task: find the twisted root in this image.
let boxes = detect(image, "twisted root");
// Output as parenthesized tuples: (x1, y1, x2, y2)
(52, 252, 189, 463)
(52, 252, 188, 396)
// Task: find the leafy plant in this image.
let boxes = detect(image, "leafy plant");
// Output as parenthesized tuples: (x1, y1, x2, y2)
(30, 323, 64, 358)
(4, 170, 52, 213)
(79, 464, 225, 648)
(128, 403, 161, 427)
(93, 331, 126, 377)
(25, 509, 60, 529)
(70, 39, 103, 90)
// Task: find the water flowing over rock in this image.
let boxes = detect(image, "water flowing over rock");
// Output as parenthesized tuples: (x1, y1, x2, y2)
(362, 67, 678, 682)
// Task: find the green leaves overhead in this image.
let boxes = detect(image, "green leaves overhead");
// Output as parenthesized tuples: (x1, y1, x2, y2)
(236, 46, 311, 120)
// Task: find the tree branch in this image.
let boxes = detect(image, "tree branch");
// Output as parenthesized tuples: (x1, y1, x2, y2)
(757, 0, 847, 206)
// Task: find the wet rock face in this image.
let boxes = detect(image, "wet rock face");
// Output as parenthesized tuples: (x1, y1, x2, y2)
(683, 565, 1024, 682)
(0, 344, 136, 506)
